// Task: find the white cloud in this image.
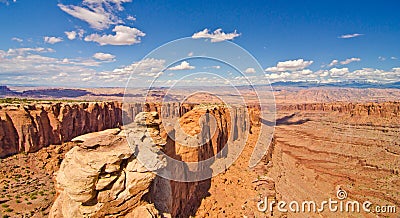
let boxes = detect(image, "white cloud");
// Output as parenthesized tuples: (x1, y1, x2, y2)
(263, 66, 400, 84)
(110, 58, 166, 78)
(65, 31, 77, 40)
(244, 67, 256, 74)
(265, 59, 313, 72)
(168, 61, 195, 71)
(327, 57, 361, 67)
(127, 15, 136, 21)
(44, 36, 63, 44)
(188, 52, 194, 57)
(78, 29, 85, 38)
(6, 47, 55, 56)
(378, 56, 386, 61)
(58, 0, 132, 30)
(391, 56, 397, 60)
(11, 37, 23, 43)
(329, 67, 349, 77)
(58, 4, 115, 30)
(192, 28, 240, 42)
(0, 0, 16, 5)
(300, 69, 312, 75)
(327, 59, 338, 67)
(0, 47, 100, 80)
(93, 52, 115, 61)
(338, 33, 363, 39)
(340, 57, 361, 65)
(84, 25, 145, 45)
(204, 65, 221, 69)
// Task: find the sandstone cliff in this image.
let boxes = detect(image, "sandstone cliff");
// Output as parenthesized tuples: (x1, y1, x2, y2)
(50, 104, 253, 217)
(0, 102, 122, 157)
(49, 112, 166, 217)
(277, 102, 400, 118)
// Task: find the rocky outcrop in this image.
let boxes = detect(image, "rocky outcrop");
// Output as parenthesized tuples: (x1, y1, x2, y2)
(49, 112, 167, 218)
(0, 102, 122, 157)
(277, 102, 400, 118)
(50, 105, 254, 217)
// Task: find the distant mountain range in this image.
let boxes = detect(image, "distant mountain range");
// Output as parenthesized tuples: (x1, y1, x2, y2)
(1, 81, 400, 99)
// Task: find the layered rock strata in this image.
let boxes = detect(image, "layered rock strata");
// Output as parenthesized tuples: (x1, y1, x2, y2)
(0, 102, 122, 157)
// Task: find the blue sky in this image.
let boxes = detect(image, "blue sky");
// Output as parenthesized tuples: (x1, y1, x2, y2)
(0, 0, 399, 87)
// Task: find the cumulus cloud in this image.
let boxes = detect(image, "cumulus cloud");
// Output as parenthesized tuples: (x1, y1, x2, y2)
(84, 25, 145, 45)
(192, 28, 240, 42)
(44, 36, 63, 44)
(340, 57, 361, 65)
(338, 33, 363, 39)
(107, 58, 166, 79)
(327, 57, 361, 67)
(265, 59, 313, 72)
(58, 0, 132, 30)
(244, 67, 256, 74)
(329, 67, 349, 77)
(168, 61, 195, 71)
(327, 59, 339, 67)
(93, 52, 116, 61)
(263, 65, 400, 84)
(126, 15, 136, 21)
(65, 31, 77, 40)
(11, 37, 23, 43)
(391, 56, 397, 60)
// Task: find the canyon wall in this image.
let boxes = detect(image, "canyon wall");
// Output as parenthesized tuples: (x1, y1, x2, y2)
(277, 102, 400, 117)
(0, 101, 200, 158)
(0, 102, 123, 157)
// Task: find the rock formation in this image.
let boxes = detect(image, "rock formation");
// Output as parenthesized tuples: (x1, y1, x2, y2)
(49, 105, 254, 217)
(49, 112, 167, 218)
(0, 102, 122, 157)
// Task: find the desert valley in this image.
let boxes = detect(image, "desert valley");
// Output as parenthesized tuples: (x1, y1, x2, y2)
(0, 86, 398, 217)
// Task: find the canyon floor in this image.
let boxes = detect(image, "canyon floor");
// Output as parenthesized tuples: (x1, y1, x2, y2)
(0, 90, 399, 217)
(195, 110, 399, 217)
